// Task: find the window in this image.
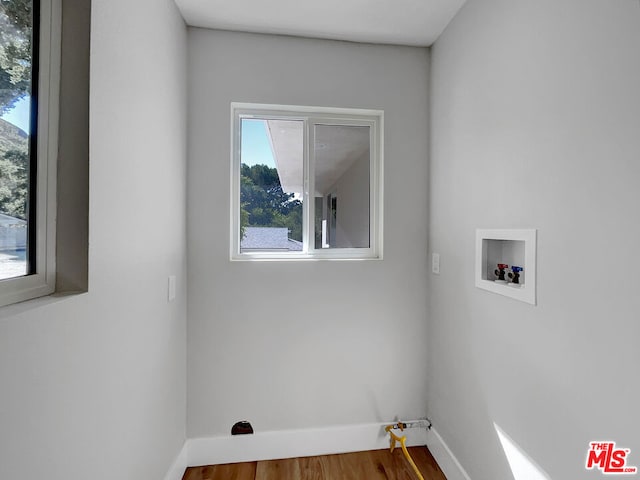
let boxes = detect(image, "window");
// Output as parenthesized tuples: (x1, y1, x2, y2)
(231, 103, 383, 260)
(0, 0, 60, 306)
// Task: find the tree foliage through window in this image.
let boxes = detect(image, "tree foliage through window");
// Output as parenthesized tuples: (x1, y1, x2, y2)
(0, 0, 33, 114)
(240, 163, 302, 242)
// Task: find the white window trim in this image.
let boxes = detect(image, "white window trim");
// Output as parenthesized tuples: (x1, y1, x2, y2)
(230, 103, 384, 261)
(0, 0, 60, 307)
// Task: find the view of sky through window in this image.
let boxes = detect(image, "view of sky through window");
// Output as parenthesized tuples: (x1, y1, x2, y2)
(241, 119, 275, 168)
(1, 96, 30, 133)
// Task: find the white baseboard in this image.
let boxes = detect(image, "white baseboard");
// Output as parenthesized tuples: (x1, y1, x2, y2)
(163, 422, 468, 480)
(163, 441, 188, 480)
(187, 422, 429, 467)
(425, 427, 472, 480)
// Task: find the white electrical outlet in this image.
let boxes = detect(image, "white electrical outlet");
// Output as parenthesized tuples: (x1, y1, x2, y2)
(432, 253, 440, 274)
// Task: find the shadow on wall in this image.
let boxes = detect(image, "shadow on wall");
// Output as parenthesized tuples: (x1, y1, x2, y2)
(494, 423, 552, 480)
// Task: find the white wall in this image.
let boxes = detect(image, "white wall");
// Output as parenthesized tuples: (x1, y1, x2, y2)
(0, 0, 188, 478)
(428, 0, 640, 478)
(187, 29, 430, 438)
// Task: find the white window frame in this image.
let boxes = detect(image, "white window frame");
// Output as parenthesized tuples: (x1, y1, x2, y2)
(230, 103, 384, 261)
(0, 0, 60, 307)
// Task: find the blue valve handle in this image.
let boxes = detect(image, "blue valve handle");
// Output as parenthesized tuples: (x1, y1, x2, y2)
(511, 266, 523, 273)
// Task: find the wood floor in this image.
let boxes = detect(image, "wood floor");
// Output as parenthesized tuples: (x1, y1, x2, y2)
(182, 446, 447, 480)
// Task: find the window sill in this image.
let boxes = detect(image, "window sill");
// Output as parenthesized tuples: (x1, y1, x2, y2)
(231, 252, 383, 262)
(0, 289, 87, 320)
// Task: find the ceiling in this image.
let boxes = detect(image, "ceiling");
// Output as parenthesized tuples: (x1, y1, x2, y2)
(174, 0, 467, 47)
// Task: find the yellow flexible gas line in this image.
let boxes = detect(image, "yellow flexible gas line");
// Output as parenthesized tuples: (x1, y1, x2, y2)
(385, 423, 425, 480)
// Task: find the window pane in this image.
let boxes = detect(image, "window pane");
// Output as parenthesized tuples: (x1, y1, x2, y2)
(0, 0, 34, 280)
(314, 124, 370, 249)
(240, 118, 304, 253)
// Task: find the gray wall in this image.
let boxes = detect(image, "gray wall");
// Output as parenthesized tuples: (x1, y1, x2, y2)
(0, 0, 188, 478)
(187, 29, 430, 437)
(428, 0, 640, 478)
(56, 0, 90, 292)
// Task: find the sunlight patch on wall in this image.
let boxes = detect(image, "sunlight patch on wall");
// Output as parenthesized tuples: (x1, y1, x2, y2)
(494, 423, 552, 480)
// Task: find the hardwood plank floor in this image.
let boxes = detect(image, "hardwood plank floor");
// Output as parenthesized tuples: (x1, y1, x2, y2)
(183, 461, 257, 480)
(183, 447, 447, 480)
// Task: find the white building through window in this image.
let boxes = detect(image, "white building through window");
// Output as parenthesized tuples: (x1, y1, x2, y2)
(231, 103, 383, 260)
